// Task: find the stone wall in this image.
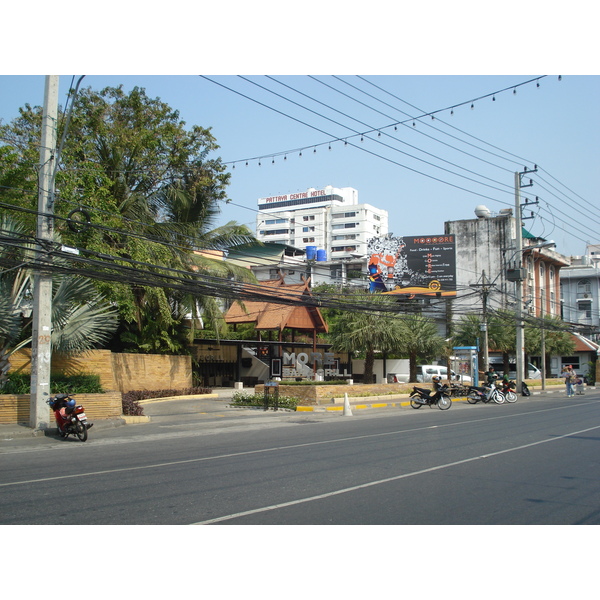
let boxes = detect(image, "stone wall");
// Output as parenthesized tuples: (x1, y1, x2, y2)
(255, 383, 416, 406)
(0, 392, 123, 424)
(8, 349, 192, 393)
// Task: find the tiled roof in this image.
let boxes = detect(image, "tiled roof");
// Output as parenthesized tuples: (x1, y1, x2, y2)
(224, 276, 328, 333)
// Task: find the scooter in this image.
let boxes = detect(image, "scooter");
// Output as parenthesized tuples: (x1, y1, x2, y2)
(47, 393, 92, 442)
(466, 386, 491, 404)
(500, 379, 518, 403)
(409, 383, 452, 410)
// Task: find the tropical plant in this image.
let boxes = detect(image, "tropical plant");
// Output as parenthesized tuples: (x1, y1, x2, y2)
(0, 214, 119, 387)
(525, 314, 575, 374)
(0, 84, 257, 353)
(326, 290, 409, 383)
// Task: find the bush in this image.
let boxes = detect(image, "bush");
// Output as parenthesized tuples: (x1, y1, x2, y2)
(230, 392, 299, 410)
(121, 387, 213, 416)
(278, 379, 351, 386)
(0, 372, 104, 394)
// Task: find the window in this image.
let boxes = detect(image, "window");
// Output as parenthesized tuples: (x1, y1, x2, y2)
(302, 226, 315, 232)
(303, 215, 315, 221)
(263, 229, 289, 236)
(577, 300, 592, 318)
(331, 245, 357, 253)
(265, 218, 287, 225)
(332, 223, 357, 230)
(332, 211, 357, 218)
(302, 237, 315, 243)
(577, 279, 591, 296)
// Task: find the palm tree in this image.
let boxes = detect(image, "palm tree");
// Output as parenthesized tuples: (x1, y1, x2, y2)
(525, 314, 575, 375)
(398, 314, 446, 382)
(0, 214, 118, 387)
(327, 291, 407, 383)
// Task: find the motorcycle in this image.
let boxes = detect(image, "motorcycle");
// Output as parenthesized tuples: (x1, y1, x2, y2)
(47, 393, 92, 442)
(500, 379, 518, 403)
(409, 383, 452, 410)
(467, 382, 505, 404)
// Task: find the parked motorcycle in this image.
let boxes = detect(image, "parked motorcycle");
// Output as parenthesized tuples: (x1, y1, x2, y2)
(467, 382, 505, 404)
(47, 393, 92, 441)
(466, 386, 490, 404)
(500, 379, 518, 403)
(409, 378, 452, 410)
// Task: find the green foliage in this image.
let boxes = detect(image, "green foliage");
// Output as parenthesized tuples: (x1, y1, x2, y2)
(0, 372, 104, 394)
(275, 379, 350, 386)
(120, 386, 213, 416)
(230, 392, 299, 410)
(1, 85, 257, 355)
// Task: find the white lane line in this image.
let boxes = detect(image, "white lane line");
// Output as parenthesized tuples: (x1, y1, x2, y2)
(1, 402, 597, 488)
(190, 424, 600, 524)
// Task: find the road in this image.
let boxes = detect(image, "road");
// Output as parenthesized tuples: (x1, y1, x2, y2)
(1, 393, 599, 525)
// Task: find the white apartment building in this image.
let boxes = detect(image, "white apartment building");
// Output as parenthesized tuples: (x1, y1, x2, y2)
(256, 185, 388, 262)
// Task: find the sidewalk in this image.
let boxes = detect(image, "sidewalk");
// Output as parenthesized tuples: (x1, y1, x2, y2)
(1, 385, 594, 440)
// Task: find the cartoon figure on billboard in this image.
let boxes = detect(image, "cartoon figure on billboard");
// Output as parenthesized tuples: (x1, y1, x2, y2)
(367, 235, 405, 292)
(367, 234, 455, 297)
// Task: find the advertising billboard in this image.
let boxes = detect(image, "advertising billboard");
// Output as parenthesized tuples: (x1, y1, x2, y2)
(367, 234, 456, 297)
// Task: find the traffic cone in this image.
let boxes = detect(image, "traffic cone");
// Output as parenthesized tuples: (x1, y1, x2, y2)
(343, 393, 353, 416)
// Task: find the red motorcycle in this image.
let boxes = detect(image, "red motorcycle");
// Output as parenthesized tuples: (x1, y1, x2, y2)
(47, 393, 92, 441)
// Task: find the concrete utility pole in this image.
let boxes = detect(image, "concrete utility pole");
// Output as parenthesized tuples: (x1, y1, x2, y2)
(30, 76, 59, 430)
(471, 270, 493, 372)
(514, 171, 525, 393)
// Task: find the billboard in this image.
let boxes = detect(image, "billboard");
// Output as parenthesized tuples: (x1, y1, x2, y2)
(367, 234, 456, 297)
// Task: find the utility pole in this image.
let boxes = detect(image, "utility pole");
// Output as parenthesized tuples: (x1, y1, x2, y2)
(470, 270, 494, 372)
(540, 290, 546, 391)
(513, 168, 538, 392)
(30, 76, 59, 430)
(514, 171, 525, 393)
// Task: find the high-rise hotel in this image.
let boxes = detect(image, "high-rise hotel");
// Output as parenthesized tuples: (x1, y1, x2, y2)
(255, 185, 388, 260)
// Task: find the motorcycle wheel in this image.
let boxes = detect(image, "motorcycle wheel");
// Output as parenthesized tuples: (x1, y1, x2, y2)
(438, 395, 452, 410)
(75, 420, 88, 442)
(493, 391, 505, 404)
(505, 391, 517, 403)
(410, 399, 423, 409)
(467, 394, 479, 404)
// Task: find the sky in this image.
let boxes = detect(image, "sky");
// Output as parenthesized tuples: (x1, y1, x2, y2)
(1, 4, 598, 264)
(0, 0, 600, 268)
(2, 73, 597, 259)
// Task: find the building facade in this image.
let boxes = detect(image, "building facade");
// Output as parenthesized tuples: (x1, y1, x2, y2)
(445, 207, 568, 318)
(256, 185, 388, 263)
(560, 245, 600, 340)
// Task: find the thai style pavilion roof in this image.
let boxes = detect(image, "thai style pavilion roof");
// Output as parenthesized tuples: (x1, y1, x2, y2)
(224, 274, 328, 333)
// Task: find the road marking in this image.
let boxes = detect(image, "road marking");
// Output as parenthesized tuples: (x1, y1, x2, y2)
(1, 401, 598, 489)
(190, 423, 600, 525)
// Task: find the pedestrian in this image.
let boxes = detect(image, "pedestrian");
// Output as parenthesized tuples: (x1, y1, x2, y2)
(483, 366, 498, 400)
(560, 365, 577, 397)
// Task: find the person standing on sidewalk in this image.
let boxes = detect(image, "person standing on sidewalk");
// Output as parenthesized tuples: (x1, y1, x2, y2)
(561, 365, 577, 397)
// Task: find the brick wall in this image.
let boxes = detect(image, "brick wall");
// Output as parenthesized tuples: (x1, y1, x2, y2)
(255, 383, 416, 406)
(0, 392, 123, 424)
(8, 349, 192, 393)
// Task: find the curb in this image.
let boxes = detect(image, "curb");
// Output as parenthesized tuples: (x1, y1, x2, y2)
(297, 396, 469, 412)
(138, 393, 219, 405)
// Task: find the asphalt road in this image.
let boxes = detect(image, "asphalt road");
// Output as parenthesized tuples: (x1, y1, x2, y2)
(1, 392, 599, 525)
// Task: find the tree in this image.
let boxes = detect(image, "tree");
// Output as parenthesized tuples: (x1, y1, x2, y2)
(398, 314, 447, 382)
(1, 85, 256, 353)
(0, 215, 118, 387)
(525, 314, 575, 374)
(326, 290, 407, 383)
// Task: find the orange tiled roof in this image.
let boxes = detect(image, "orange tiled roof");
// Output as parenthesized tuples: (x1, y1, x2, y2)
(224, 275, 328, 333)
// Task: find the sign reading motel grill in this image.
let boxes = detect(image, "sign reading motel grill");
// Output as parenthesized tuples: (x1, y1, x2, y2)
(367, 234, 457, 297)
